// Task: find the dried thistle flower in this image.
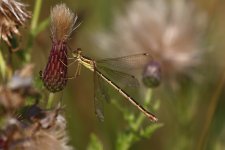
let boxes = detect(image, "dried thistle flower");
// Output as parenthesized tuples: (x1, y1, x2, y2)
(0, 86, 24, 111)
(0, 106, 73, 150)
(94, 0, 207, 89)
(7, 64, 34, 90)
(0, 0, 31, 48)
(0, 64, 39, 112)
(41, 3, 78, 93)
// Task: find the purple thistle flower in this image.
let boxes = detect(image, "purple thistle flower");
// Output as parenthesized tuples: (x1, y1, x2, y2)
(41, 41, 68, 92)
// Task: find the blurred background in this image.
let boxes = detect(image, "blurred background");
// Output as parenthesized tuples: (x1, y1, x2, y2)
(6, 0, 225, 149)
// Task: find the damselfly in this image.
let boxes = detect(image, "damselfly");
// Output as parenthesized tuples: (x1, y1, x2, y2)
(66, 48, 158, 122)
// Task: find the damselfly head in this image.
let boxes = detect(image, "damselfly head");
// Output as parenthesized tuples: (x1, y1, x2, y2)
(74, 48, 82, 53)
(72, 48, 82, 57)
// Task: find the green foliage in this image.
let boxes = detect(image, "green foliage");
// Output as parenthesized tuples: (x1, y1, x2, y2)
(87, 90, 162, 150)
(33, 18, 50, 37)
(87, 134, 104, 150)
(114, 90, 162, 150)
(139, 123, 163, 139)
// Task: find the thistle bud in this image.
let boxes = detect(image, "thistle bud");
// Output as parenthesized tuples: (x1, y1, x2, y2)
(41, 4, 78, 92)
(142, 61, 161, 88)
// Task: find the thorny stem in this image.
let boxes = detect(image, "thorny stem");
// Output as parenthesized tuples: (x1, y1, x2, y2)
(196, 67, 225, 150)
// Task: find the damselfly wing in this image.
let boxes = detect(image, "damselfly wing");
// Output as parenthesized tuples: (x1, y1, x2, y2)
(71, 49, 158, 122)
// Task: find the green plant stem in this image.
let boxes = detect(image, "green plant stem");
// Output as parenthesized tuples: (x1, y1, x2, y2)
(113, 89, 153, 127)
(31, 0, 42, 33)
(115, 89, 153, 150)
(25, 0, 43, 62)
(0, 49, 6, 80)
(47, 93, 55, 109)
(133, 89, 152, 130)
(196, 67, 225, 150)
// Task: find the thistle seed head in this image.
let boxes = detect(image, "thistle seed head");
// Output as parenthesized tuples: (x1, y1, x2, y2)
(51, 3, 77, 43)
(0, 64, 39, 112)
